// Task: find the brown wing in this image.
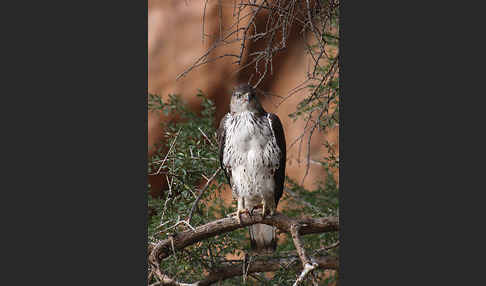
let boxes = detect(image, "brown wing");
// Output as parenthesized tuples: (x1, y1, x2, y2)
(267, 113, 286, 207)
(217, 114, 231, 186)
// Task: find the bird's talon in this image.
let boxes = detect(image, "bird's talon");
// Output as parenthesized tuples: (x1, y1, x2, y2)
(226, 211, 238, 218)
(234, 208, 250, 224)
(250, 206, 259, 217)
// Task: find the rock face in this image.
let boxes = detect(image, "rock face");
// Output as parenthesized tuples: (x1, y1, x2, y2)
(148, 0, 338, 198)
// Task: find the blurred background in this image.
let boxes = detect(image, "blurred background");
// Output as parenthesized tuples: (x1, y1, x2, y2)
(148, 0, 339, 201)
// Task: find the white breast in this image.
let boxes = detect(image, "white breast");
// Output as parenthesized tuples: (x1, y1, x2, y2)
(223, 112, 281, 200)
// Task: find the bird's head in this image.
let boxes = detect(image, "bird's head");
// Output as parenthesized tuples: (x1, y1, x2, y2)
(230, 84, 263, 114)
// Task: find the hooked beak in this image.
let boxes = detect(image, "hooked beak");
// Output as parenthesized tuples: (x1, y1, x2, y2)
(242, 92, 250, 102)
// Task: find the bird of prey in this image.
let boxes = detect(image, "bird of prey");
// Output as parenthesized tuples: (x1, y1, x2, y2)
(217, 84, 286, 253)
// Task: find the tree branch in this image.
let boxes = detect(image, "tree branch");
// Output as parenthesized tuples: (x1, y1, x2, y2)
(290, 224, 319, 285)
(197, 252, 338, 286)
(150, 252, 338, 286)
(150, 211, 338, 263)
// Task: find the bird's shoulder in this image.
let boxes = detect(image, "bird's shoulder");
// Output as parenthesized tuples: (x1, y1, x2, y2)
(265, 113, 284, 131)
(217, 113, 231, 139)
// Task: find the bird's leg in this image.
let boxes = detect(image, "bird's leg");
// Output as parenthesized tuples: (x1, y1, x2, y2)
(261, 198, 276, 218)
(227, 197, 248, 224)
(269, 208, 275, 216)
(236, 202, 245, 225)
(261, 199, 267, 218)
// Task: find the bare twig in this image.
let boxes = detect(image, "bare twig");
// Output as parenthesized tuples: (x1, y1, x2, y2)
(290, 224, 319, 285)
(162, 215, 196, 233)
(187, 167, 222, 224)
(149, 2, 341, 285)
(180, 0, 340, 87)
(284, 187, 322, 213)
(198, 127, 216, 149)
(153, 128, 182, 175)
(291, 224, 310, 266)
(318, 240, 340, 252)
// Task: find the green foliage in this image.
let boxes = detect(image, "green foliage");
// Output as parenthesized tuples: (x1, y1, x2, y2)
(148, 91, 339, 285)
(148, 0, 340, 284)
(148, 92, 245, 285)
(148, 91, 229, 237)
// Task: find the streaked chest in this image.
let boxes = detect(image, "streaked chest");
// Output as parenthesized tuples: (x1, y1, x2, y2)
(223, 112, 279, 168)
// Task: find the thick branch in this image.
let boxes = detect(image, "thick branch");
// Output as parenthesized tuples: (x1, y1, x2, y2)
(197, 253, 338, 286)
(150, 212, 338, 262)
(150, 253, 337, 286)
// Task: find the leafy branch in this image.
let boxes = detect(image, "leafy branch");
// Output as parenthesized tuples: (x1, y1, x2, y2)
(148, 92, 339, 285)
(149, 210, 339, 286)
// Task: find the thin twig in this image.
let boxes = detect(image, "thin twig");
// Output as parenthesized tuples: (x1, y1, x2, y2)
(284, 187, 322, 213)
(199, 127, 216, 148)
(153, 128, 182, 175)
(187, 167, 222, 224)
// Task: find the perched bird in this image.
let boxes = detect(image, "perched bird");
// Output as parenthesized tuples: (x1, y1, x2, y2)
(217, 84, 286, 253)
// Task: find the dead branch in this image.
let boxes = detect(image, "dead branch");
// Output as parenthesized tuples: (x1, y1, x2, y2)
(148, 177, 339, 286)
(196, 252, 337, 286)
(150, 211, 338, 263)
(151, 267, 195, 286)
(149, 2, 340, 284)
(291, 224, 310, 266)
(152, 128, 182, 175)
(178, 0, 339, 88)
(291, 224, 319, 285)
(150, 252, 337, 286)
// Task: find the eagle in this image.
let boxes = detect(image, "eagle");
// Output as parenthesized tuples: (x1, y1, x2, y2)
(217, 84, 286, 253)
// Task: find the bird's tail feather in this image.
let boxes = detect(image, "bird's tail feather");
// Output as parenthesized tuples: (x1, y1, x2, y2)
(249, 223, 276, 253)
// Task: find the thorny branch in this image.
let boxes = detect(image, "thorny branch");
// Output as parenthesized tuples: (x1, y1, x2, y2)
(153, 166, 221, 237)
(178, 0, 339, 88)
(150, 1, 340, 284)
(187, 167, 221, 224)
(150, 252, 337, 286)
(177, 0, 340, 188)
(152, 128, 182, 175)
(149, 180, 339, 285)
(150, 211, 338, 262)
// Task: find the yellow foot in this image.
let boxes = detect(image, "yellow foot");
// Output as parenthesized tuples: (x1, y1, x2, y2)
(227, 209, 249, 224)
(260, 201, 275, 218)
